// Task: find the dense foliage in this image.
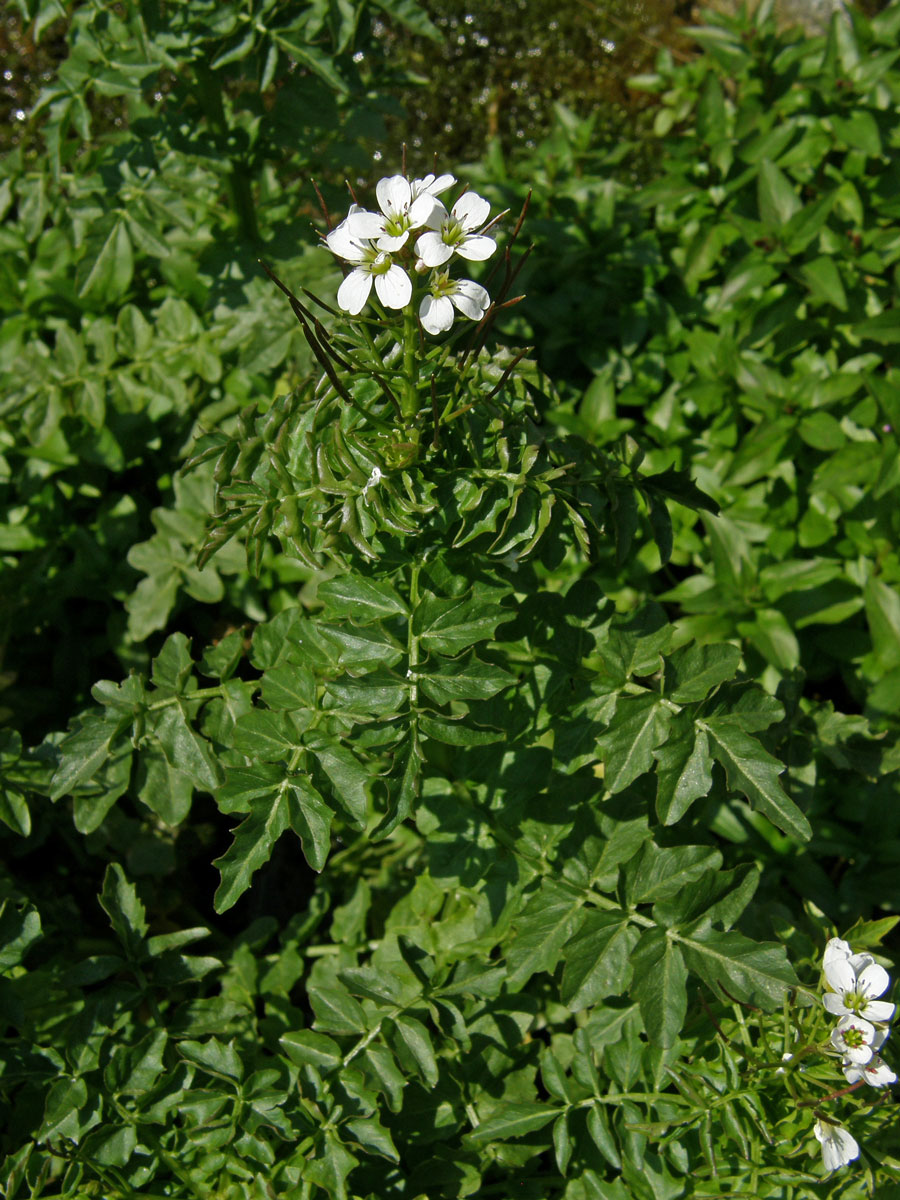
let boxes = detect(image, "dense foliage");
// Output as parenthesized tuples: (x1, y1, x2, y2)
(1, 1, 899, 1198)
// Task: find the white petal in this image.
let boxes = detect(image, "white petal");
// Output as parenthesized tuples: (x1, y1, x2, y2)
(419, 294, 454, 335)
(415, 231, 453, 267)
(344, 209, 385, 240)
(823, 993, 850, 1016)
(842, 1060, 864, 1084)
(377, 174, 411, 217)
(863, 1056, 897, 1086)
(326, 219, 367, 262)
(825, 957, 856, 995)
(456, 234, 496, 261)
(849, 952, 875, 972)
(427, 172, 455, 195)
(374, 264, 411, 309)
(857, 962, 890, 999)
(824, 1128, 859, 1171)
(451, 278, 490, 320)
(408, 192, 439, 228)
(337, 268, 373, 315)
(423, 199, 448, 230)
(452, 191, 491, 230)
(862, 999, 895, 1022)
(824, 938, 852, 966)
(375, 231, 409, 252)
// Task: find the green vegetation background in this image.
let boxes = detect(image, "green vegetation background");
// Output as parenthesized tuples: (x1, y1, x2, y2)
(1, 0, 900, 1196)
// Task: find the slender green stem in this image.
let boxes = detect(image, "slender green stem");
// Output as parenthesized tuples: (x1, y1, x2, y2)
(400, 307, 420, 421)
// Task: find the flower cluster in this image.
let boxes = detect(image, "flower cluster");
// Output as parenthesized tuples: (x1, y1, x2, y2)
(324, 170, 497, 335)
(813, 937, 896, 1172)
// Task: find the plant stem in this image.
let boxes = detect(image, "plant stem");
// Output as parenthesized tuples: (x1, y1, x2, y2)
(400, 307, 420, 421)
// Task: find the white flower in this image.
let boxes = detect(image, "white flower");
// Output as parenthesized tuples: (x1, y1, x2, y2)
(823, 938, 854, 967)
(415, 192, 497, 268)
(830, 1015, 878, 1065)
(419, 272, 490, 335)
(814, 1119, 859, 1172)
(325, 207, 411, 315)
(842, 1028, 896, 1086)
(410, 172, 456, 204)
(344, 175, 438, 252)
(823, 946, 895, 1023)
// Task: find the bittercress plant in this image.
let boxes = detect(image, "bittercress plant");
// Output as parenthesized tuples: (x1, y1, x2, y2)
(3, 7, 900, 1183)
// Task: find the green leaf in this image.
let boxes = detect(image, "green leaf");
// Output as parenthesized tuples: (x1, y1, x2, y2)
(260, 664, 316, 709)
(373, 0, 442, 41)
(272, 33, 349, 93)
(213, 790, 292, 913)
(99, 864, 148, 960)
(418, 654, 516, 704)
(288, 777, 333, 872)
(216, 763, 286, 812)
(310, 741, 369, 828)
(178, 1038, 243, 1083)
(586, 1104, 622, 1169)
(309, 984, 367, 1035)
(373, 734, 421, 839)
(231, 709, 297, 761)
(757, 159, 801, 226)
(419, 715, 503, 746)
(77, 216, 133, 302)
(560, 911, 639, 1010)
(678, 928, 799, 1007)
(864, 577, 900, 671)
(50, 713, 128, 801)
(597, 695, 672, 794)
(467, 1101, 561, 1142)
(153, 705, 222, 792)
(629, 927, 688, 1047)
(105, 1029, 168, 1095)
(507, 880, 584, 987)
(799, 256, 847, 311)
(664, 643, 741, 703)
(318, 575, 409, 623)
(553, 1113, 572, 1174)
(855, 311, 900, 345)
(0, 783, 30, 837)
(302, 1130, 358, 1200)
(345, 1115, 400, 1162)
(702, 718, 811, 841)
(654, 722, 714, 825)
(135, 752, 193, 826)
(414, 584, 509, 655)
(626, 843, 722, 905)
(280, 1029, 343, 1072)
(387, 1014, 439, 1087)
(151, 634, 196, 694)
(0, 901, 42, 971)
(654, 864, 760, 933)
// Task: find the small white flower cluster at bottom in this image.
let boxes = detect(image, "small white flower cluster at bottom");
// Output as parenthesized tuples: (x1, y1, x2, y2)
(812, 937, 897, 1172)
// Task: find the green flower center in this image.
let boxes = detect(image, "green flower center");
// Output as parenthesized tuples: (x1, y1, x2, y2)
(442, 217, 464, 246)
(371, 253, 394, 276)
(384, 213, 410, 237)
(843, 1024, 866, 1048)
(429, 272, 457, 298)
